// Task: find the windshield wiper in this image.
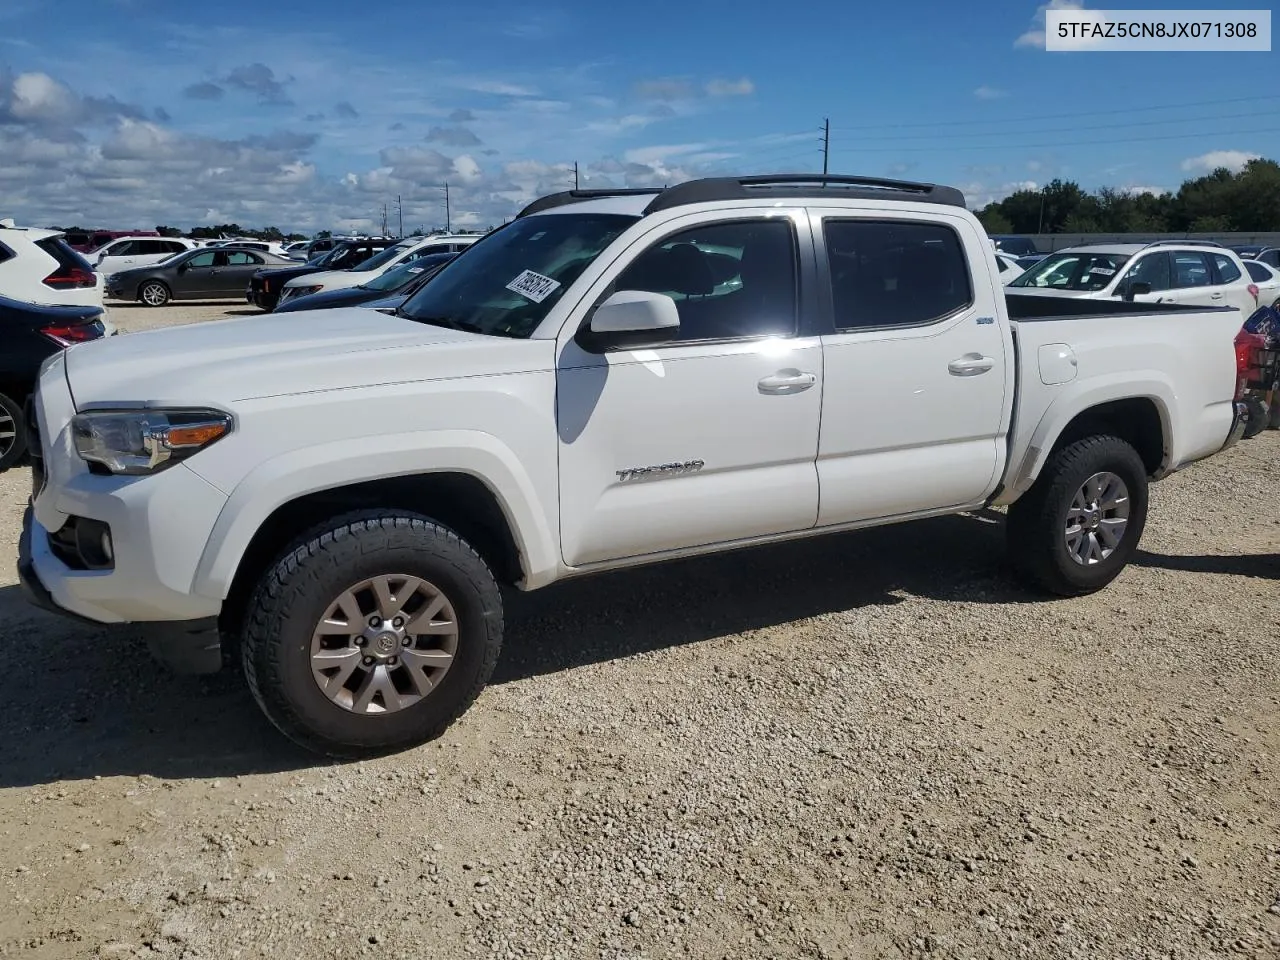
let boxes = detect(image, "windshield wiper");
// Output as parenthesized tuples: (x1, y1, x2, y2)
(405, 314, 487, 334)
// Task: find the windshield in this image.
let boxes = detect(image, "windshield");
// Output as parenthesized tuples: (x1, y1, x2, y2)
(361, 255, 448, 292)
(1009, 251, 1131, 291)
(399, 214, 638, 338)
(352, 241, 419, 274)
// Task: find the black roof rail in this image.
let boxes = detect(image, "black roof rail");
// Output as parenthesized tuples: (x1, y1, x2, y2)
(642, 174, 967, 214)
(516, 188, 662, 218)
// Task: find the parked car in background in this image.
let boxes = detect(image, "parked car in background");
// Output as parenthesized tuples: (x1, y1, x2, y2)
(248, 238, 402, 311)
(0, 220, 109, 325)
(212, 239, 292, 258)
(0, 294, 108, 471)
(1015, 253, 1049, 270)
(92, 236, 197, 275)
(1234, 246, 1280, 269)
(105, 246, 293, 306)
(18, 174, 1249, 756)
(1008, 241, 1257, 317)
(995, 252, 1025, 284)
(277, 235, 479, 305)
(272, 252, 456, 313)
(990, 235, 1039, 258)
(1243, 259, 1280, 309)
(283, 241, 311, 260)
(63, 229, 160, 254)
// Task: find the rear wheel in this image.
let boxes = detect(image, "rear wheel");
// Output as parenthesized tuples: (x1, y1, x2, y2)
(0, 392, 27, 472)
(1007, 435, 1148, 596)
(241, 511, 503, 757)
(140, 281, 170, 307)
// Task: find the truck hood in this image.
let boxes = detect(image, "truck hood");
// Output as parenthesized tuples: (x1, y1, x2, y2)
(63, 307, 550, 408)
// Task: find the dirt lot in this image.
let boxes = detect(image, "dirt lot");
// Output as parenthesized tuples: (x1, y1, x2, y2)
(1, 301, 1278, 959)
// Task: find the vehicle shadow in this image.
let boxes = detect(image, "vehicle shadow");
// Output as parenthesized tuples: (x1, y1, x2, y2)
(106, 300, 251, 309)
(0, 511, 1033, 788)
(1132, 548, 1280, 579)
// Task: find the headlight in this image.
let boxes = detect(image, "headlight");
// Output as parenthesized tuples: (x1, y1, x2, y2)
(71, 408, 232, 475)
(289, 285, 323, 298)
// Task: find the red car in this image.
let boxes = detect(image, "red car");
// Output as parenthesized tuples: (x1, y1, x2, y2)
(62, 229, 160, 254)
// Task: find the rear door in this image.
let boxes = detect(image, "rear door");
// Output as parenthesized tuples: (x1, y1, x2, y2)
(811, 209, 1011, 526)
(214, 251, 265, 293)
(1208, 251, 1256, 316)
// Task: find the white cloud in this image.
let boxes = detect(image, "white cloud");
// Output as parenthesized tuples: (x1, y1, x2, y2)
(1180, 149, 1260, 174)
(1015, 0, 1084, 48)
(456, 79, 539, 98)
(624, 143, 706, 164)
(1120, 185, 1169, 197)
(973, 86, 1008, 100)
(960, 179, 1039, 209)
(705, 77, 754, 97)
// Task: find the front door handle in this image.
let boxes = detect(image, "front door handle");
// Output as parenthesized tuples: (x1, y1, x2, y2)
(758, 370, 817, 395)
(1210, 292, 1224, 300)
(948, 354, 994, 376)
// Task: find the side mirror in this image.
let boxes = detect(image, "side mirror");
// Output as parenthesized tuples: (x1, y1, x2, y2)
(589, 290, 680, 336)
(1124, 281, 1152, 302)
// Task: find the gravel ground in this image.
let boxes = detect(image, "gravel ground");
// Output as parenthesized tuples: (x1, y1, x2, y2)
(1, 302, 1278, 959)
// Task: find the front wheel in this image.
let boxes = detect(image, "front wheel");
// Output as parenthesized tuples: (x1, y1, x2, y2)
(1007, 435, 1148, 597)
(139, 281, 170, 307)
(0, 392, 27, 472)
(241, 511, 504, 757)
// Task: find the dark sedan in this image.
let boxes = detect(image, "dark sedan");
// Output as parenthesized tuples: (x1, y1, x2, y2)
(272, 253, 456, 313)
(248, 238, 401, 311)
(1, 295, 108, 471)
(105, 247, 293, 307)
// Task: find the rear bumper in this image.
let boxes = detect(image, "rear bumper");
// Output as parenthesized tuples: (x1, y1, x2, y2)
(1223, 400, 1249, 450)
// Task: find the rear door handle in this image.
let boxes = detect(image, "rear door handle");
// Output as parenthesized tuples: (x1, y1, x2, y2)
(948, 354, 994, 376)
(758, 370, 817, 394)
(1210, 292, 1225, 300)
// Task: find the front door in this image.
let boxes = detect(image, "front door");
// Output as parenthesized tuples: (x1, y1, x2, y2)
(811, 211, 1011, 525)
(176, 250, 218, 296)
(556, 211, 823, 567)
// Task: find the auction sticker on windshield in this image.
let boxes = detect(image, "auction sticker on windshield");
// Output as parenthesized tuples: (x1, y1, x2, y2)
(506, 269, 561, 303)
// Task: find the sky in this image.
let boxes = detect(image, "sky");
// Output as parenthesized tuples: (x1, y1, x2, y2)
(0, 0, 1276, 234)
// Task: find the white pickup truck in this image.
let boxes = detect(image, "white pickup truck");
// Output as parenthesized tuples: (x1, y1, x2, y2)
(18, 175, 1249, 756)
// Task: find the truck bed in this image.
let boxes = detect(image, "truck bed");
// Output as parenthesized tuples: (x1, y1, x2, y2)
(995, 291, 1244, 504)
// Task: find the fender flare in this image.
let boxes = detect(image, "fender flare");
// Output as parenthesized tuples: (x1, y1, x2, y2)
(1007, 373, 1175, 497)
(189, 429, 558, 599)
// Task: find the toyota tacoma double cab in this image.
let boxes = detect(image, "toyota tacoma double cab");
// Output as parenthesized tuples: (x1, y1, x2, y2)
(18, 174, 1249, 756)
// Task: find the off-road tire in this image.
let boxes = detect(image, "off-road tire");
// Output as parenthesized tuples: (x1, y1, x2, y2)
(241, 510, 503, 757)
(1007, 435, 1148, 597)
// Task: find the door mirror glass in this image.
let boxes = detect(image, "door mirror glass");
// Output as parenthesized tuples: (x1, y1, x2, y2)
(1125, 281, 1152, 301)
(589, 290, 681, 336)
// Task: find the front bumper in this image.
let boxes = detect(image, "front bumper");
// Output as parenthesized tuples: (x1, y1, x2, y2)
(19, 505, 224, 673)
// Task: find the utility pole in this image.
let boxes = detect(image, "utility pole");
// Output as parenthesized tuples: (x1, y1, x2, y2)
(380, 203, 388, 236)
(821, 117, 830, 176)
(573, 161, 580, 190)
(443, 182, 451, 233)
(396, 194, 403, 238)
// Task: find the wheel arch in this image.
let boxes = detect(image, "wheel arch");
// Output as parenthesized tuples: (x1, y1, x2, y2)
(1005, 380, 1174, 501)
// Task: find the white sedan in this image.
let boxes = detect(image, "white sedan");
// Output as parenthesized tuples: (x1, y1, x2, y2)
(1244, 259, 1280, 311)
(278, 235, 479, 305)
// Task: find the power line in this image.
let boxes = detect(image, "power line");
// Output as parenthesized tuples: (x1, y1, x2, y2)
(826, 109, 1275, 143)
(830, 124, 1280, 154)
(828, 93, 1280, 132)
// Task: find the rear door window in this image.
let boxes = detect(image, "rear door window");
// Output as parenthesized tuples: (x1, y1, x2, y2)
(823, 220, 973, 329)
(1211, 253, 1242, 284)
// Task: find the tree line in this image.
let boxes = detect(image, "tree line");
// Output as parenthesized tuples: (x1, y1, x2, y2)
(977, 157, 1280, 235)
